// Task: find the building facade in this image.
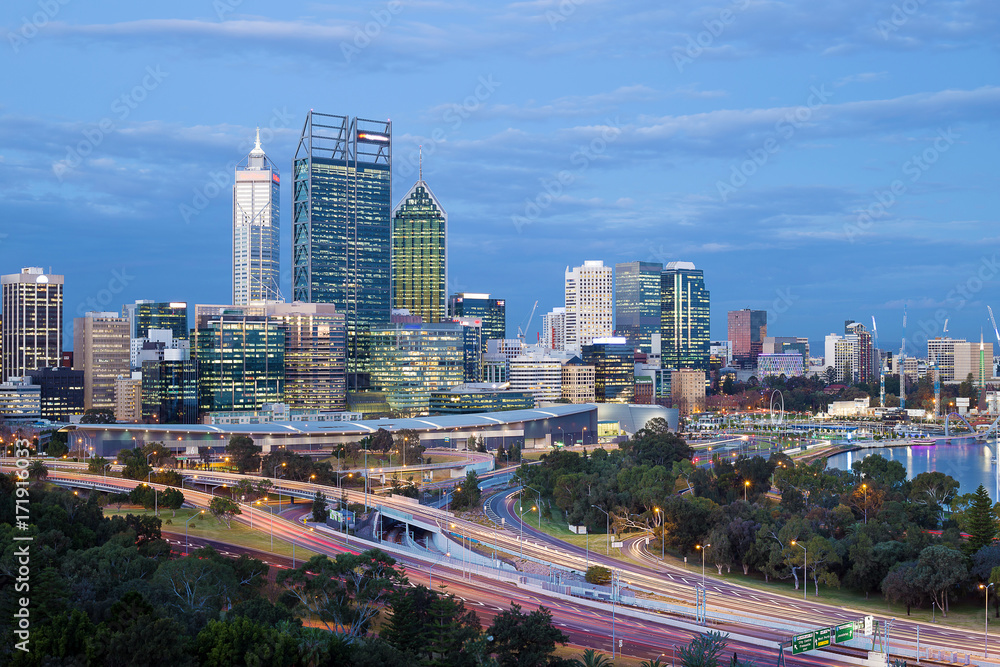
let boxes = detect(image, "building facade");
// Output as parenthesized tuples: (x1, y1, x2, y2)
(73, 312, 130, 412)
(429, 383, 535, 414)
(194, 312, 285, 414)
(541, 307, 566, 351)
(1, 267, 64, 381)
(27, 366, 84, 422)
(928, 337, 959, 382)
(582, 338, 635, 403)
(757, 353, 805, 378)
(614, 261, 662, 353)
(141, 355, 198, 424)
(565, 260, 613, 352)
(561, 358, 596, 404)
(233, 131, 281, 305)
(266, 302, 347, 411)
(0, 377, 41, 421)
(660, 262, 710, 371)
(114, 373, 142, 423)
(509, 348, 566, 405)
(671, 368, 706, 415)
(727, 309, 766, 368)
(391, 178, 447, 324)
(292, 112, 392, 390)
(449, 293, 506, 348)
(369, 322, 465, 416)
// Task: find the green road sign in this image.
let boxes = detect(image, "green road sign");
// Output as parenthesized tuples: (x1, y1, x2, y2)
(791, 632, 815, 654)
(835, 622, 854, 643)
(815, 627, 831, 648)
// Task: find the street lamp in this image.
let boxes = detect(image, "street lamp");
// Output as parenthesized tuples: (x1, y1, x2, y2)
(695, 543, 711, 587)
(861, 483, 868, 524)
(143, 482, 158, 516)
(791, 540, 807, 600)
(744, 480, 750, 502)
(185, 510, 205, 555)
(274, 462, 286, 512)
(981, 582, 995, 657)
(518, 503, 537, 558)
(591, 504, 610, 556)
(103, 461, 116, 477)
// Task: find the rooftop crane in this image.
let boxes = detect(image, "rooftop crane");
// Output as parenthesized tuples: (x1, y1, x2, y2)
(517, 300, 539, 342)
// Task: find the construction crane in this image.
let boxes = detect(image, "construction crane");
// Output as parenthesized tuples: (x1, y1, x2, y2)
(872, 316, 885, 408)
(517, 300, 539, 342)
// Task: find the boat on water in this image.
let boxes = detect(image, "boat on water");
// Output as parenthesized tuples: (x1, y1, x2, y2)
(910, 438, 936, 445)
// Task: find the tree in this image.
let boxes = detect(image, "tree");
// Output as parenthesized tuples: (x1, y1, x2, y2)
(487, 603, 570, 667)
(152, 556, 239, 626)
(277, 550, 405, 641)
(226, 435, 261, 473)
(88, 455, 110, 474)
(575, 648, 614, 667)
(160, 487, 184, 517)
(585, 566, 612, 585)
(450, 470, 482, 511)
(119, 446, 152, 481)
(81, 408, 116, 424)
(913, 545, 967, 617)
(371, 427, 394, 454)
(677, 631, 729, 667)
(909, 471, 960, 522)
(312, 490, 329, 523)
(965, 484, 997, 556)
(381, 583, 481, 666)
(209, 497, 242, 528)
(26, 459, 49, 481)
(195, 617, 300, 667)
(881, 562, 923, 615)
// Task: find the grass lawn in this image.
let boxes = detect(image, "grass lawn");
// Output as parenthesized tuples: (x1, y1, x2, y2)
(510, 503, 990, 633)
(104, 507, 321, 561)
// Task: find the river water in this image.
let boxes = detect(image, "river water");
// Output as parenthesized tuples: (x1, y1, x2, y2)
(825, 441, 998, 500)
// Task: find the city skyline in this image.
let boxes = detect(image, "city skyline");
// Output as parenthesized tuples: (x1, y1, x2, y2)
(1, 1, 996, 351)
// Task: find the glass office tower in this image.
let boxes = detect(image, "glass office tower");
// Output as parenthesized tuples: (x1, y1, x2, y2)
(124, 300, 188, 340)
(614, 261, 662, 353)
(233, 130, 281, 305)
(292, 112, 392, 391)
(195, 312, 285, 414)
(449, 293, 505, 347)
(661, 262, 710, 371)
(1, 267, 64, 380)
(391, 177, 447, 324)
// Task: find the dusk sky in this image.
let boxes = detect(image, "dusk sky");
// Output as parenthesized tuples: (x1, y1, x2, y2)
(2, 1, 997, 353)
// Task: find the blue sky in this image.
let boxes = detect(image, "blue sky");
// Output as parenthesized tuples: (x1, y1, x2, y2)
(1, 0, 997, 355)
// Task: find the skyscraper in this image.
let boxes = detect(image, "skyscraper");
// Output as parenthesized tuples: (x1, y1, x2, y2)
(565, 260, 613, 353)
(73, 312, 130, 411)
(660, 262, 710, 371)
(727, 309, 767, 368)
(123, 300, 188, 369)
(233, 130, 281, 305)
(266, 302, 346, 411)
(1, 267, 64, 381)
(293, 112, 392, 391)
(369, 322, 464, 416)
(541, 307, 566, 351)
(391, 164, 447, 324)
(449, 293, 506, 346)
(582, 337, 635, 403)
(614, 261, 663, 353)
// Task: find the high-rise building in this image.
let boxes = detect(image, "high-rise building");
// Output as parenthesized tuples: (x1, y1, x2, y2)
(1, 267, 64, 381)
(727, 309, 766, 368)
(233, 130, 281, 305)
(954, 340, 993, 388)
(614, 261, 663, 353)
(509, 348, 566, 405)
(565, 260, 613, 352)
(561, 358, 596, 404)
(450, 317, 484, 383)
(582, 337, 634, 403)
(141, 354, 198, 424)
(73, 312, 130, 412)
(541, 307, 566, 351)
(369, 322, 464, 416)
(660, 262, 710, 371)
(123, 300, 188, 340)
(27, 366, 84, 422)
(757, 353, 805, 378)
(449, 293, 506, 347)
(0, 377, 41, 421)
(928, 337, 959, 382)
(845, 322, 874, 384)
(293, 112, 392, 390)
(194, 311, 285, 414)
(391, 170, 447, 324)
(266, 302, 347, 411)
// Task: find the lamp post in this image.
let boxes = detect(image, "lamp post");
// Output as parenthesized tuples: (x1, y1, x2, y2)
(518, 503, 537, 558)
(696, 543, 711, 587)
(185, 510, 205, 555)
(591, 504, 610, 556)
(103, 461, 115, 478)
(861, 483, 868, 524)
(143, 482, 158, 516)
(982, 582, 995, 658)
(274, 462, 286, 513)
(654, 507, 664, 560)
(526, 486, 543, 529)
(791, 540, 807, 600)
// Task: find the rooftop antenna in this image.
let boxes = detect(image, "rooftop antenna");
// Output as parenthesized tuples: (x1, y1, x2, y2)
(418, 145, 423, 181)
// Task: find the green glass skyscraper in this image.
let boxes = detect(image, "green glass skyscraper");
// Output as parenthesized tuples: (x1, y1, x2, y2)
(292, 112, 391, 390)
(391, 169, 447, 324)
(661, 262, 710, 371)
(614, 261, 662, 353)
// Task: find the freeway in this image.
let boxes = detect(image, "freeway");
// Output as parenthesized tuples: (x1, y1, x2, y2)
(485, 488, 986, 665)
(24, 467, 856, 665)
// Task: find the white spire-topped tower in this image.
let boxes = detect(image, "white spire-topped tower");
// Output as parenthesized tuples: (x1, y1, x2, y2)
(233, 128, 281, 305)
